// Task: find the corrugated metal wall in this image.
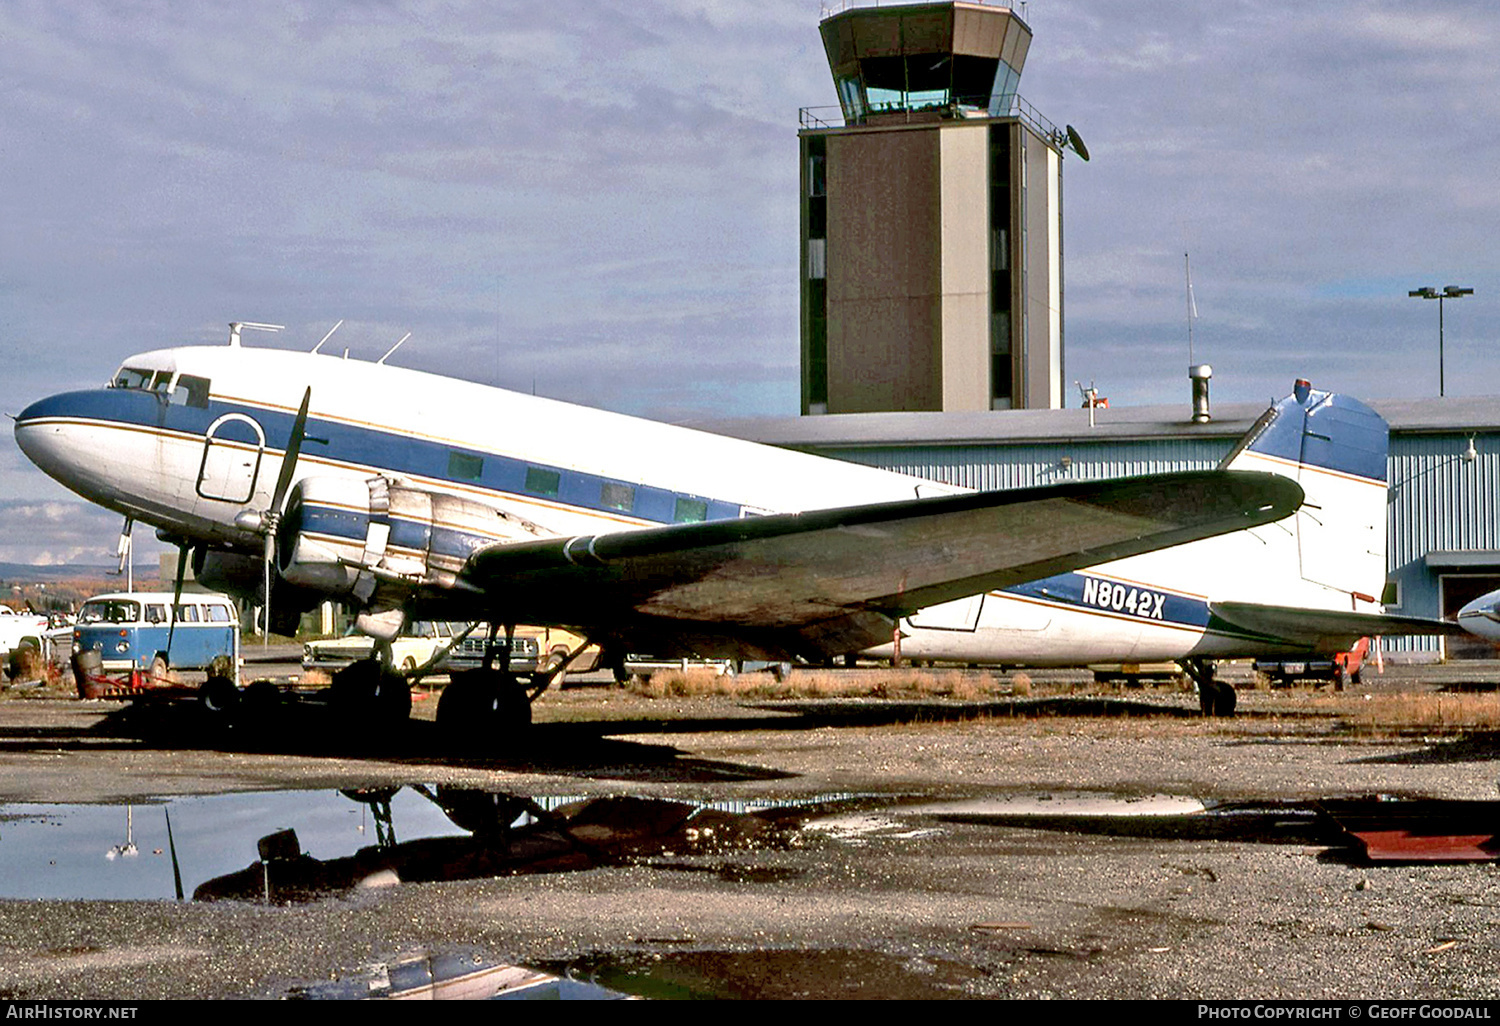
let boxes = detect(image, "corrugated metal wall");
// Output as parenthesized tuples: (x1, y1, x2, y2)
(817, 437, 1227, 490)
(1387, 433, 1500, 653)
(815, 430, 1500, 657)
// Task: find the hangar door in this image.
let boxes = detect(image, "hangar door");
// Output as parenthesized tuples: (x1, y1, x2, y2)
(1440, 574, 1500, 660)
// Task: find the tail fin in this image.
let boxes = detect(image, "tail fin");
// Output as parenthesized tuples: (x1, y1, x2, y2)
(1218, 380, 1389, 611)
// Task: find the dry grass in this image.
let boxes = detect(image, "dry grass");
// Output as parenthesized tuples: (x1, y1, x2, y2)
(624, 667, 1022, 700)
(1342, 691, 1500, 734)
(619, 666, 1500, 739)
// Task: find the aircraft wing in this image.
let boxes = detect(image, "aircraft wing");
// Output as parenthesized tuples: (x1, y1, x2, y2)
(460, 470, 1303, 660)
(1210, 602, 1468, 652)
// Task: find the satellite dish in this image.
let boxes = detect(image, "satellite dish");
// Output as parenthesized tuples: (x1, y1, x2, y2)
(1065, 124, 1090, 162)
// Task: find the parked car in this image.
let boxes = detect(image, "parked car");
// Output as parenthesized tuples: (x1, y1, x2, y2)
(303, 621, 597, 678)
(303, 620, 475, 673)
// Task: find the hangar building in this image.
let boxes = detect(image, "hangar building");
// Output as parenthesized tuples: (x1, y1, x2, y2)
(708, 394, 1500, 660)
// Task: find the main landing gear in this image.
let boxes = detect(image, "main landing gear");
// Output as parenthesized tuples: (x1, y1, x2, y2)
(328, 657, 412, 732)
(1180, 658, 1237, 718)
(434, 623, 583, 751)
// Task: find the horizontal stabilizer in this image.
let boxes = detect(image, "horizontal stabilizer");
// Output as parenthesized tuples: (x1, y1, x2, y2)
(1211, 601, 1467, 650)
(463, 470, 1303, 659)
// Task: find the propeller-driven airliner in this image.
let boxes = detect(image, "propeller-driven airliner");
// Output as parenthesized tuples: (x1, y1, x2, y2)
(9, 323, 1444, 738)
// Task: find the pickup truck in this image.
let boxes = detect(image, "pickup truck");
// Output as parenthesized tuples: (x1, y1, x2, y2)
(0, 605, 49, 679)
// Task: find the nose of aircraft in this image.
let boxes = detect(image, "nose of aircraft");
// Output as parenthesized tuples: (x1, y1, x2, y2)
(1456, 589, 1500, 642)
(13, 390, 95, 488)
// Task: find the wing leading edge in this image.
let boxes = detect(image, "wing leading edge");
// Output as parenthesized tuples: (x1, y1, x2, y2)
(461, 470, 1304, 660)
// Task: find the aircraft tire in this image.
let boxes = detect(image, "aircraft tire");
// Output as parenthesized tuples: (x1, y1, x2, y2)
(330, 659, 412, 731)
(199, 675, 240, 720)
(1213, 682, 1238, 717)
(438, 669, 530, 750)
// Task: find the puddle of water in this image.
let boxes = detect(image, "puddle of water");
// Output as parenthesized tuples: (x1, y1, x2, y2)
(0, 789, 477, 901)
(0, 789, 866, 902)
(801, 812, 942, 842)
(551, 949, 992, 1000)
(904, 794, 1210, 818)
(285, 950, 637, 1000)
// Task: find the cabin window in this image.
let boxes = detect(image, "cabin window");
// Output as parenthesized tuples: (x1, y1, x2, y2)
(173, 604, 201, 623)
(171, 374, 211, 409)
(673, 498, 709, 524)
(143, 604, 169, 624)
(205, 604, 233, 623)
(449, 451, 484, 482)
(524, 466, 561, 498)
(600, 482, 635, 513)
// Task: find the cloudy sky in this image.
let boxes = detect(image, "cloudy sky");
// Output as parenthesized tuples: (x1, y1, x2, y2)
(2, 0, 1497, 564)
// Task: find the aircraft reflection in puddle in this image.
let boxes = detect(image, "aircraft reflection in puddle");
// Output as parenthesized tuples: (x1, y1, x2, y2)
(285, 949, 638, 1001)
(194, 788, 816, 903)
(0, 788, 853, 902)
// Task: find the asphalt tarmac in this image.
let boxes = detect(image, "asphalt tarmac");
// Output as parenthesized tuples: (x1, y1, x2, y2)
(1, 658, 1499, 1001)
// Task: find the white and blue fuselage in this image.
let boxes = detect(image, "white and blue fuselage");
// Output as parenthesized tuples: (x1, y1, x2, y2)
(15, 344, 1386, 663)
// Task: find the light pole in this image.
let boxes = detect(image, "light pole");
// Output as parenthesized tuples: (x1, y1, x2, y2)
(1409, 285, 1474, 397)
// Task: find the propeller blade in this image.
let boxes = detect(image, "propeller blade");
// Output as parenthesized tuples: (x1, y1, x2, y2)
(263, 533, 273, 647)
(263, 387, 310, 647)
(164, 807, 184, 902)
(271, 387, 312, 514)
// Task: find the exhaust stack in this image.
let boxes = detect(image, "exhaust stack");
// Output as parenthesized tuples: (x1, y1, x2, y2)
(1190, 365, 1212, 423)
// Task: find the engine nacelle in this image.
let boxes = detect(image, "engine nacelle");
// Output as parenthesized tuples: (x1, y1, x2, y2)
(193, 548, 264, 601)
(276, 475, 543, 605)
(192, 547, 322, 634)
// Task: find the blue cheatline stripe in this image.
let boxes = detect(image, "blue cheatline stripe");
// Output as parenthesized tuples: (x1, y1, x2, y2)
(1001, 572, 1293, 643)
(1003, 572, 1212, 630)
(18, 387, 744, 525)
(1242, 391, 1388, 483)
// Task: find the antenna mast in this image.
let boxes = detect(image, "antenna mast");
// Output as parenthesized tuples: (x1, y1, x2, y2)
(228, 322, 284, 347)
(377, 332, 412, 365)
(1184, 253, 1196, 367)
(310, 319, 344, 354)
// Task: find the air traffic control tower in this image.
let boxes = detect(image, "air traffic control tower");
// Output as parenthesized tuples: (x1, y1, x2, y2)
(800, 1, 1079, 414)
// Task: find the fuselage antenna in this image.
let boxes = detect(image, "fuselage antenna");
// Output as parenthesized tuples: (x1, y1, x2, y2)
(310, 319, 344, 354)
(228, 322, 284, 347)
(377, 332, 412, 365)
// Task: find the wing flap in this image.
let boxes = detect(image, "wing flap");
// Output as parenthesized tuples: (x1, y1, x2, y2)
(462, 470, 1302, 656)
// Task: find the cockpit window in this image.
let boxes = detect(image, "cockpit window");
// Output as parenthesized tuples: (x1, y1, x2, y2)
(111, 368, 153, 390)
(108, 367, 209, 408)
